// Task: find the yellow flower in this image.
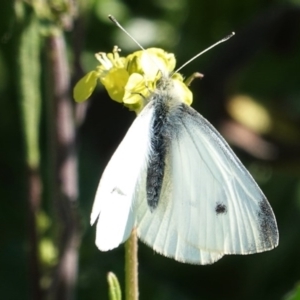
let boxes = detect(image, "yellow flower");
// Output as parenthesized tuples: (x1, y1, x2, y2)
(73, 46, 193, 113)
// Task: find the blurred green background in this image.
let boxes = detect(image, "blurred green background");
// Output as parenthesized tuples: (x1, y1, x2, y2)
(1, 0, 300, 299)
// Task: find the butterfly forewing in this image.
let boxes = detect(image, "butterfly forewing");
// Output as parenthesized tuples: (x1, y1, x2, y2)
(91, 103, 154, 251)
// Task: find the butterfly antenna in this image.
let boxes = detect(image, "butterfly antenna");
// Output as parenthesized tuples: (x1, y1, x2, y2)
(108, 15, 166, 76)
(108, 15, 146, 51)
(174, 32, 235, 74)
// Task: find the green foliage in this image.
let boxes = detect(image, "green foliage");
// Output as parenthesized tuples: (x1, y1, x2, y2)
(285, 284, 300, 300)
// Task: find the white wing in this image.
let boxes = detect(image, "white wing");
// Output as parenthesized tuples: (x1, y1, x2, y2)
(136, 104, 278, 264)
(91, 103, 153, 251)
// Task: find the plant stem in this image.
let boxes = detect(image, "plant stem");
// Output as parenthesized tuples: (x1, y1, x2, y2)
(46, 32, 80, 300)
(125, 229, 139, 300)
(17, 12, 42, 300)
(26, 167, 42, 300)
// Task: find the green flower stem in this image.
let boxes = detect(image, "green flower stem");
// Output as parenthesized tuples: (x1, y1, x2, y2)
(17, 11, 42, 300)
(125, 229, 139, 300)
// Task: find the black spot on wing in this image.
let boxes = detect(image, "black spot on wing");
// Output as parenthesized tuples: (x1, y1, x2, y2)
(258, 198, 278, 248)
(215, 202, 227, 215)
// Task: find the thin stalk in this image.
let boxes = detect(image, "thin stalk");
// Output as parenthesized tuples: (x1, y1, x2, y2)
(26, 167, 42, 300)
(46, 32, 80, 300)
(17, 12, 42, 300)
(125, 229, 139, 300)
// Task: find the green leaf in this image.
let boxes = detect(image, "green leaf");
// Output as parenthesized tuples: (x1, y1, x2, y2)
(107, 272, 122, 300)
(285, 284, 300, 300)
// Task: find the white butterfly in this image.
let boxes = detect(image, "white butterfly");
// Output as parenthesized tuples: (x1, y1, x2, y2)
(90, 73, 279, 264)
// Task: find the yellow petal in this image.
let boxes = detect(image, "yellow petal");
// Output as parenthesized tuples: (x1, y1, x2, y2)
(139, 52, 161, 80)
(73, 71, 98, 102)
(126, 54, 141, 75)
(123, 73, 148, 104)
(173, 79, 193, 106)
(126, 48, 176, 80)
(146, 48, 176, 73)
(123, 73, 155, 113)
(100, 68, 129, 102)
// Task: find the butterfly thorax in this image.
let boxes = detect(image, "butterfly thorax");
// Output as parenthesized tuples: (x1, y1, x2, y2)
(152, 75, 183, 108)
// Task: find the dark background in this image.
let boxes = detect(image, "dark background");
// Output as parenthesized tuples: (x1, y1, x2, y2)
(1, 0, 300, 299)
